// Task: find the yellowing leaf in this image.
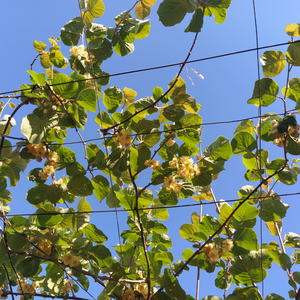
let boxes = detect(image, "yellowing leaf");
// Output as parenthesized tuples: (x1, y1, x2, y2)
(123, 87, 137, 101)
(87, 0, 105, 18)
(135, 2, 151, 20)
(9, 103, 15, 109)
(33, 40, 47, 53)
(141, 0, 157, 7)
(46, 68, 59, 80)
(48, 38, 57, 46)
(168, 76, 186, 99)
(40, 52, 53, 68)
(285, 23, 300, 37)
(82, 11, 94, 25)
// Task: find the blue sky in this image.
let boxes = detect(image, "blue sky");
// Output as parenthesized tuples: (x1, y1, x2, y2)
(1, 1, 300, 299)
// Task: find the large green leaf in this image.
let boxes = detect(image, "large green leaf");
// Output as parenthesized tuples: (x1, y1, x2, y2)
(103, 86, 123, 113)
(157, 0, 188, 27)
(247, 78, 279, 107)
(203, 0, 231, 24)
(26, 184, 61, 205)
(21, 109, 59, 144)
(232, 201, 259, 222)
(231, 132, 257, 155)
(67, 175, 94, 196)
(77, 88, 97, 112)
(91, 175, 110, 202)
(159, 268, 186, 300)
(113, 36, 135, 56)
(60, 17, 83, 46)
(85, 223, 107, 243)
(17, 257, 41, 278)
(260, 51, 286, 77)
(286, 42, 300, 66)
(52, 74, 78, 99)
(234, 228, 259, 251)
(185, 8, 204, 33)
(260, 199, 287, 222)
(203, 136, 232, 160)
(226, 287, 263, 300)
(282, 77, 300, 102)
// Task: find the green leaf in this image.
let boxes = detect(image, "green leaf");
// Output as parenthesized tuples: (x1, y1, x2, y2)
(185, 8, 204, 33)
(159, 268, 186, 300)
(68, 175, 94, 196)
(204, 0, 231, 24)
(247, 78, 279, 107)
(232, 201, 259, 222)
(173, 94, 199, 113)
(234, 228, 259, 251)
(89, 37, 113, 63)
(1, 158, 27, 186)
(52, 74, 78, 99)
(95, 111, 115, 128)
(282, 77, 300, 103)
(152, 203, 169, 221)
(215, 269, 230, 290)
(231, 132, 257, 155)
(242, 149, 268, 170)
(260, 51, 286, 77)
(168, 76, 186, 99)
(78, 197, 92, 213)
(17, 257, 41, 277)
(27, 70, 47, 85)
(266, 158, 297, 185)
(159, 188, 179, 206)
(226, 287, 263, 300)
(265, 293, 285, 300)
(50, 49, 66, 68)
(234, 119, 255, 135)
(179, 223, 198, 242)
(43, 264, 64, 295)
(286, 42, 300, 66)
(85, 223, 107, 243)
(163, 105, 185, 122)
(21, 109, 59, 144)
(103, 86, 123, 113)
(179, 113, 202, 129)
(178, 142, 197, 156)
(40, 52, 53, 68)
(60, 17, 84, 46)
(106, 148, 129, 172)
(198, 215, 221, 236)
(157, 0, 188, 27)
(26, 184, 61, 205)
(91, 175, 109, 202)
(77, 88, 97, 112)
(203, 136, 232, 161)
(260, 199, 287, 222)
(113, 36, 134, 56)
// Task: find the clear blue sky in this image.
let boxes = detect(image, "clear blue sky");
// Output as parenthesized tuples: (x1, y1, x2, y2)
(1, 1, 300, 299)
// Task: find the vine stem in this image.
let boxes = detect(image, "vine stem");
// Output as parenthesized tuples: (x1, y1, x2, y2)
(274, 222, 296, 292)
(128, 164, 152, 300)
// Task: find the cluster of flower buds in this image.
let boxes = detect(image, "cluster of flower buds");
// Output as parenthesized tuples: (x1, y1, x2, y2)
(69, 45, 95, 70)
(270, 114, 300, 147)
(37, 239, 52, 255)
(17, 279, 36, 293)
(62, 278, 74, 294)
(123, 287, 136, 300)
(27, 143, 60, 180)
(203, 239, 234, 264)
(169, 156, 200, 179)
(113, 130, 133, 148)
(61, 252, 81, 268)
(162, 175, 183, 194)
(144, 159, 162, 170)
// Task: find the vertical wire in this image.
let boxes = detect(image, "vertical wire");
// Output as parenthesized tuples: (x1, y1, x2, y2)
(251, 0, 264, 297)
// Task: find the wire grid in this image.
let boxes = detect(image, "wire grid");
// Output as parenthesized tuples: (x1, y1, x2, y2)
(0, 1, 297, 299)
